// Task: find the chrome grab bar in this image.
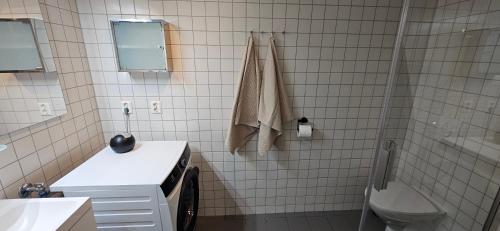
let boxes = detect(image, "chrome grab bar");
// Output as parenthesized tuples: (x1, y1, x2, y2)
(374, 140, 397, 191)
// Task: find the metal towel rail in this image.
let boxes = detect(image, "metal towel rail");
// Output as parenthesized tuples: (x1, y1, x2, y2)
(374, 140, 397, 191)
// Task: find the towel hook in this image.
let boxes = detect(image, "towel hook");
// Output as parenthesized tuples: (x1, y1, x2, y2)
(248, 31, 285, 35)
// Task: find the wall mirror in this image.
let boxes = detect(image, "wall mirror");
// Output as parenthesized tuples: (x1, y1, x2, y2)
(0, 2, 67, 135)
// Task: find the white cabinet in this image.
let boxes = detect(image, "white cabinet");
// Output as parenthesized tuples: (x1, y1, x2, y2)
(111, 19, 170, 72)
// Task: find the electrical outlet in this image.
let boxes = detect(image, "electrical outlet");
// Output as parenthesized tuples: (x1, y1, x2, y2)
(121, 101, 132, 113)
(38, 103, 52, 116)
(151, 101, 161, 114)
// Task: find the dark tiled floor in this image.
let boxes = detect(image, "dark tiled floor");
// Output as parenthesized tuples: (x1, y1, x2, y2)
(195, 210, 385, 231)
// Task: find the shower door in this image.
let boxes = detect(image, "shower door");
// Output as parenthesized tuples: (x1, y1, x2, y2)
(359, 0, 500, 230)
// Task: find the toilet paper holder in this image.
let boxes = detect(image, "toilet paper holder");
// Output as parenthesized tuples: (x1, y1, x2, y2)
(297, 117, 313, 131)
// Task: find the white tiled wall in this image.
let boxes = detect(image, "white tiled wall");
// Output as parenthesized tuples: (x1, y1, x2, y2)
(0, 0, 105, 198)
(394, 0, 500, 230)
(1, 0, 498, 228)
(76, 0, 403, 215)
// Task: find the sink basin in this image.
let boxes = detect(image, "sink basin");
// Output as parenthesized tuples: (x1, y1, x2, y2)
(0, 197, 96, 231)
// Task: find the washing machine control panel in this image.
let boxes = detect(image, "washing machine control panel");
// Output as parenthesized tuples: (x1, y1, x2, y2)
(160, 144, 191, 197)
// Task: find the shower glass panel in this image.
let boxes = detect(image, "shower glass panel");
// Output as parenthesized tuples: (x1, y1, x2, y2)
(360, 0, 500, 230)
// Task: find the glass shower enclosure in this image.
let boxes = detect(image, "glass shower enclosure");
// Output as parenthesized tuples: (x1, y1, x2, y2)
(359, 0, 500, 230)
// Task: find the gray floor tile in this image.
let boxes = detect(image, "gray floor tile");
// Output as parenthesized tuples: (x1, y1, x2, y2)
(243, 215, 267, 231)
(223, 219, 245, 230)
(307, 216, 333, 231)
(266, 217, 289, 231)
(287, 216, 311, 231)
(326, 210, 385, 231)
(195, 216, 225, 231)
(363, 211, 386, 231)
(326, 210, 361, 231)
(195, 210, 384, 231)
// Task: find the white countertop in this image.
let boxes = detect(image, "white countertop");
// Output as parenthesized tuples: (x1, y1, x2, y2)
(51, 141, 187, 188)
(0, 197, 91, 231)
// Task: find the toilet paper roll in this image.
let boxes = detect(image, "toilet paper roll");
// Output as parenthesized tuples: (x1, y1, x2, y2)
(297, 124, 312, 138)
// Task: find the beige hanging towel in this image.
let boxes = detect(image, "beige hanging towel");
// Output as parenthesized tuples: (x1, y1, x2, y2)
(258, 37, 293, 155)
(226, 36, 261, 154)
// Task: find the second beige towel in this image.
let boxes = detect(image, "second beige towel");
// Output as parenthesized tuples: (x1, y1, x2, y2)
(258, 37, 293, 155)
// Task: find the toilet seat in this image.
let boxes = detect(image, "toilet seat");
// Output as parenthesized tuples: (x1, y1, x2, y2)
(369, 181, 444, 224)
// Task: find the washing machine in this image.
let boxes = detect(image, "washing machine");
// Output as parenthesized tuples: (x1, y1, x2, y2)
(158, 145, 200, 231)
(51, 141, 200, 231)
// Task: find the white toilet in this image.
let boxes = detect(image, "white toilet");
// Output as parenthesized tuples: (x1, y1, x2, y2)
(368, 181, 446, 231)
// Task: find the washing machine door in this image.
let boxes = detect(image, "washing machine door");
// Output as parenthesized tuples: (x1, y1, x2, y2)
(177, 167, 199, 231)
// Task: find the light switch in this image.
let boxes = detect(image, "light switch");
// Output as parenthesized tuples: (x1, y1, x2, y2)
(38, 102, 52, 116)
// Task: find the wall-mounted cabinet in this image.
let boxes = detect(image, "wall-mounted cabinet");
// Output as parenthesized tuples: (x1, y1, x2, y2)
(111, 19, 170, 72)
(0, 18, 55, 73)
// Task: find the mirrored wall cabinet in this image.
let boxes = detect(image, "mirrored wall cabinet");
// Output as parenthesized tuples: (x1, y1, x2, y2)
(0, 18, 56, 73)
(111, 19, 171, 72)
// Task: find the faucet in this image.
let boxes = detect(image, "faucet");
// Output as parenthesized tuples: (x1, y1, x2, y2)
(18, 183, 50, 198)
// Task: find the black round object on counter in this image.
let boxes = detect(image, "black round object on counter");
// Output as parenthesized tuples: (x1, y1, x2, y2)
(109, 133, 135, 153)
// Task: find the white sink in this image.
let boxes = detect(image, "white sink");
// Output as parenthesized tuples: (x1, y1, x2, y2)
(0, 197, 97, 231)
